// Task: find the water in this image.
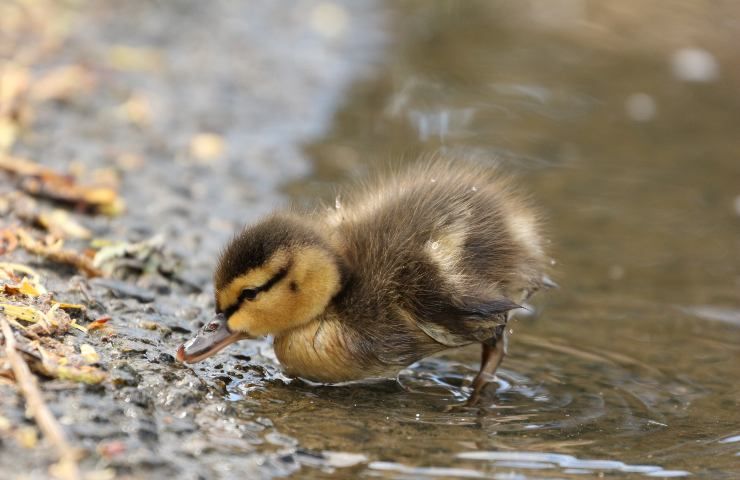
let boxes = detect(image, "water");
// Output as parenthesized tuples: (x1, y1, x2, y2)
(273, 1, 740, 478)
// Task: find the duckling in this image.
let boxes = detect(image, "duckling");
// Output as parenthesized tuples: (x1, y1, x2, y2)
(177, 159, 549, 405)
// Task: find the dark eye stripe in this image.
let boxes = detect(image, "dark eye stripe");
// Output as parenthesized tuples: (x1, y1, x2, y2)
(222, 263, 291, 319)
(259, 264, 290, 293)
(222, 302, 240, 319)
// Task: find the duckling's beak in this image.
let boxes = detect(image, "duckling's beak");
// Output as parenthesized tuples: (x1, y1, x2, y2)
(176, 313, 248, 363)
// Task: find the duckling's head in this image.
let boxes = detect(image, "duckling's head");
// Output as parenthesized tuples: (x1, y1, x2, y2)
(177, 214, 343, 363)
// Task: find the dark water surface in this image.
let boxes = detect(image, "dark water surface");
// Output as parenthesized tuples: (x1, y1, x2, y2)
(2, 1, 738, 479)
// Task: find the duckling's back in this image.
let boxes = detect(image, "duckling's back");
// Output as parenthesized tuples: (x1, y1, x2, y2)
(324, 159, 547, 371)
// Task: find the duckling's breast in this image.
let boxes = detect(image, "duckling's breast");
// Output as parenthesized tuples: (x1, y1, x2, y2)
(273, 314, 398, 383)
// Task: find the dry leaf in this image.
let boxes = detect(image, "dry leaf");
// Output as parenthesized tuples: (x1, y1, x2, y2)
(2, 278, 43, 297)
(0, 154, 125, 215)
(87, 316, 111, 332)
(0, 262, 48, 296)
(0, 303, 45, 323)
(37, 344, 106, 384)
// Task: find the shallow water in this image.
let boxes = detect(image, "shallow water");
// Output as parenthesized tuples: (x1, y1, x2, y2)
(274, 1, 740, 478)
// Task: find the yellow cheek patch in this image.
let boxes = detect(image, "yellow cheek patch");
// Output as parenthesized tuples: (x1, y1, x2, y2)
(217, 249, 289, 311)
(226, 288, 286, 336)
(270, 246, 341, 333)
(220, 246, 342, 337)
(226, 307, 254, 334)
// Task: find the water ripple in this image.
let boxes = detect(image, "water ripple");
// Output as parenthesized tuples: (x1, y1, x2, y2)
(392, 331, 697, 438)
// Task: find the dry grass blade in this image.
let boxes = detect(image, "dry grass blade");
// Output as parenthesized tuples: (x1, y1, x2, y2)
(1, 317, 81, 480)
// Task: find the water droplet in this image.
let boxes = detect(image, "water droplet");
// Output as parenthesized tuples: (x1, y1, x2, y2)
(471, 186, 478, 192)
(430, 241, 439, 250)
(335, 195, 342, 210)
(430, 178, 437, 183)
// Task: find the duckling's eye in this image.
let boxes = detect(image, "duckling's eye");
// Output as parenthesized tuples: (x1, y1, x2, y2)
(240, 288, 258, 301)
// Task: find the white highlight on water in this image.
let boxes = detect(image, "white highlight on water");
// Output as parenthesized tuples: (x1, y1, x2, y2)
(671, 47, 719, 82)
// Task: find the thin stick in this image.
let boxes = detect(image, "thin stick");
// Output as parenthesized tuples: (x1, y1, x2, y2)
(1, 317, 80, 480)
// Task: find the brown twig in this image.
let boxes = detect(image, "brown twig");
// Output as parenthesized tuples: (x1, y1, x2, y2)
(1, 317, 81, 480)
(16, 229, 102, 277)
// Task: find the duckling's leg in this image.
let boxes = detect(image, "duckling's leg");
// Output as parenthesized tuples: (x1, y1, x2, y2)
(466, 337, 505, 406)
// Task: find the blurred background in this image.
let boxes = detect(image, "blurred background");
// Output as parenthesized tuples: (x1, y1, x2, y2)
(1, 1, 738, 478)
